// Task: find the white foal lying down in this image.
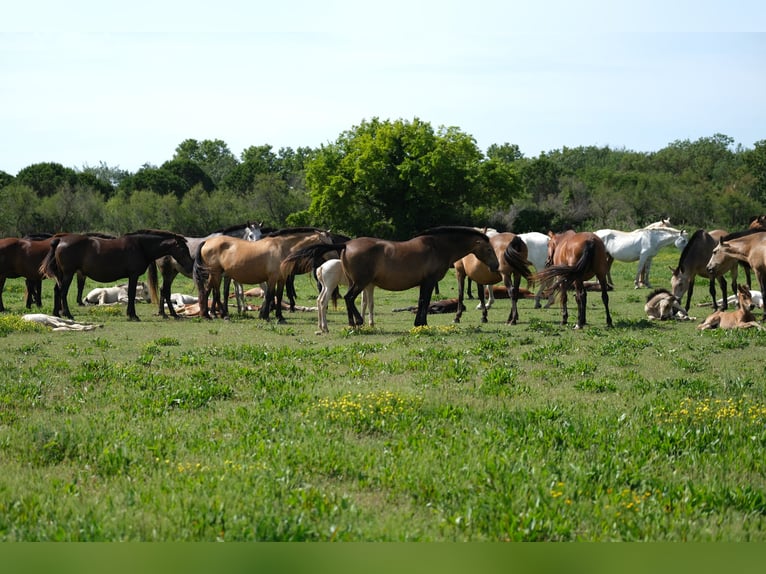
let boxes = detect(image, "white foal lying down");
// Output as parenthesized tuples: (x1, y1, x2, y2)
(22, 314, 102, 331)
(83, 282, 151, 305)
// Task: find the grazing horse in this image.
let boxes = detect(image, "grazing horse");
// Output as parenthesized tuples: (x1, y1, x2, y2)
(706, 229, 766, 322)
(152, 221, 262, 318)
(670, 229, 741, 312)
(193, 227, 333, 322)
(594, 226, 687, 288)
(532, 231, 613, 329)
(453, 232, 532, 324)
(39, 230, 192, 321)
(697, 284, 763, 330)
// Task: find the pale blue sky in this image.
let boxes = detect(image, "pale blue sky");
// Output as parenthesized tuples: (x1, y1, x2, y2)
(2, 1, 764, 175)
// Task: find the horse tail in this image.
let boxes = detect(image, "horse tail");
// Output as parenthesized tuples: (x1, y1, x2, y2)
(192, 240, 210, 292)
(38, 238, 61, 281)
(145, 260, 160, 306)
(533, 239, 596, 282)
(280, 243, 346, 277)
(504, 236, 534, 284)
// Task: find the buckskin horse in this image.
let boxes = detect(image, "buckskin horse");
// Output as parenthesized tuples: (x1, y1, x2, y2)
(193, 227, 333, 322)
(453, 232, 532, 325)
(39, 229, 192, 321)
(532, 230, 613, 329)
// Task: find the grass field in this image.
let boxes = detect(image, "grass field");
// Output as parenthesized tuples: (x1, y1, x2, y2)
(1, 247, 765, 541)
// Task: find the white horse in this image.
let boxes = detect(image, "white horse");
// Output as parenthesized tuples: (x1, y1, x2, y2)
(315, 259, 372, 334)
(595, 226, 688, 288)
(84, 282, 151, 305)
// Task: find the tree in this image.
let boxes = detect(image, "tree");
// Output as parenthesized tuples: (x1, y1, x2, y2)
(304, 118, 502, 239)
(0, 183, 38, 235)
(15, 162, 78, 197)
(0, 170, 14, 190)
(161, 159, 215, 195)
(744, 140, 766, 205)
(174, 138, 239, 185)
(118, 165, 188, 198)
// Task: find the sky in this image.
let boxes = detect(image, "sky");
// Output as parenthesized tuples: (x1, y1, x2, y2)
(1, 1, 765, 176)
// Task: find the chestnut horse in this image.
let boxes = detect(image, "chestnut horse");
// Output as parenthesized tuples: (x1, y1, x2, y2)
(453, 232, 532, 324)
(706, 228, 766, 322)
(193, 227, 333, 322)
(39, 230, 192, 321)
(532, 230, 613, 329)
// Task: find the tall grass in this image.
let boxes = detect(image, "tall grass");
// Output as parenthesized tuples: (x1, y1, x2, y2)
(1, 249, 765, 540)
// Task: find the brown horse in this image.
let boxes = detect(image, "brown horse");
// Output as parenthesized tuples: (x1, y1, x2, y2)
(697, 284, 763, 330)
(39, 230, 191, 321)
(706, 228, 766, 321)
(532, 231, 612, 329)
(0, 234, 89, 312)
(670, 229, 741, 312)
(453, 232, 532, 324)
(193, 227, 333, 322)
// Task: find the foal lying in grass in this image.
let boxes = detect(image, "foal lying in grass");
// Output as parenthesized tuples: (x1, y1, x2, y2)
(697, 284, 764, 330)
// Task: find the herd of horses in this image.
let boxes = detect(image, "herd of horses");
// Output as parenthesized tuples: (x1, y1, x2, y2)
(2, 215, 766, 332)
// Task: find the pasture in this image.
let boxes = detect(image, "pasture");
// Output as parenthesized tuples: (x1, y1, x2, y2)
(1, 247, 765, 541)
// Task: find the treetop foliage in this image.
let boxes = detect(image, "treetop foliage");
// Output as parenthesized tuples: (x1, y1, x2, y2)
(0, 125, 763, 238)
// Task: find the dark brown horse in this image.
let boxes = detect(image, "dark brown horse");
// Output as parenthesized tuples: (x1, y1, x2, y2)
(0, 234, 91, 312)
(670, 229, 742, 312)
(453, 232, 532, 324)
(532, 230, 613, 329)
(39, 230, 192, 321)
(193, 227, 334, 322)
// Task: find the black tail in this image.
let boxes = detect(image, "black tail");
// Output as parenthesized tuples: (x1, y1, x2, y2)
(192, 240, 209, 294)
(504, 236, 533, 282)
(38, 237, 61, 281)
(280, 242, 346, 277)
(532, 238, 597, 286)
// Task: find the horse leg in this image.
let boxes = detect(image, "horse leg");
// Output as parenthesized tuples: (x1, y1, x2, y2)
(559, 280, 570, 326)
(599, 274, 613, 327)
(605, 254, 614, 287)
(75, 273, 86, 306)
(274, 281, 287, 324)
(316, 272, 330, 334)
(126, 277, 140, 321)
(414, 281, 436, 327)
(709, 277, 720, 312)
(574, 280, 587, 329)
(454, 270, 466, 323)
(344, 284, 365, 327)
(466, 278, 474, 299)
(505, 272, 521, 325)
(362, 286, 374, 327)
(58, 275, 75, 320)
(477, 283, 488, 323)
(684, 281, 695, 312)
(259, 282, 273, 320)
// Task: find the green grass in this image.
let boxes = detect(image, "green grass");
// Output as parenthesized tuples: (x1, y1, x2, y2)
(1, 248, 765, 540)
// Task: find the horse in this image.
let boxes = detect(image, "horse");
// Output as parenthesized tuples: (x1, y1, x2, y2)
(0, 234, 93, 312)
(285, 227, 500, 328)
(644, 288, 695, 321)
(193, 227, 333, 322)
(39, 230, 192, 321)
(697, 284, 764, 330)
(670, 229, 742, 312)
(83, 282, 151, 305)
(453, 232, 532, 324)
(594, 226, 687, 288)
(532, 230, 613, 329)
(706, 228, 766, 322)
(152, 221, 262, 318)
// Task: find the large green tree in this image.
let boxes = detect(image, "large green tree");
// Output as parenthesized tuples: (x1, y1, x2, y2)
(174, 138, 239, 185)
(303, 118, 517, 239)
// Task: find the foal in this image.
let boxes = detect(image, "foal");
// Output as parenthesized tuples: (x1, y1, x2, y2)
(697, 284, 763, 330)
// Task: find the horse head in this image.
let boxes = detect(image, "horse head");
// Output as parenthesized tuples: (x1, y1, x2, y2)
(474, 235, 499, 272)
(706, 238, 728, 277)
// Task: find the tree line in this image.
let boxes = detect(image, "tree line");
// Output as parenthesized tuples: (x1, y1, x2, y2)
(1, 118, 765, 239)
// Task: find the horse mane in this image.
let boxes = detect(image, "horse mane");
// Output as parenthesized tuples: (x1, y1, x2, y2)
(721, 228, 766, 242)
(415, 226, 488, 239)
(126, 229, 184, 240)
(646, 287, 673, 302)
(677, 229, 706, 265)
(263, 226, 327, 238)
